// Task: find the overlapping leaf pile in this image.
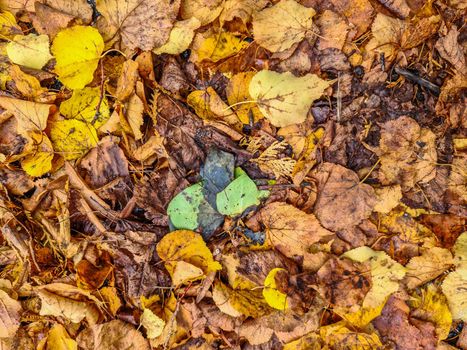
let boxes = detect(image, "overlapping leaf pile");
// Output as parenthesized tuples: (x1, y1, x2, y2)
(0, 0, 465, 349)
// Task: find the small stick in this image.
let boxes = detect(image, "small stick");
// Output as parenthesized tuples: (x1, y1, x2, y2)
(394, 66, 440, 95)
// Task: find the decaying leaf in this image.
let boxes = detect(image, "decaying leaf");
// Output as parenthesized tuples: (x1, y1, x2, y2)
(249, 70, 331, 127)
(263, 268, 289, 311)
(0, 289, 22, 338)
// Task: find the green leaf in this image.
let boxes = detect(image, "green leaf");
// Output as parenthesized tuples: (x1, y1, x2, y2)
(216, 173, 269, 216)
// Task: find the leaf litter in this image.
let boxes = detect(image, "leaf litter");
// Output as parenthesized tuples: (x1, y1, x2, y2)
(0, 0, 465, 349)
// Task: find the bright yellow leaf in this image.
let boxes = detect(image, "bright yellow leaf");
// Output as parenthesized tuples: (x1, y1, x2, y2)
(226, 72, 263, 124)
(46, 324, 78, 350)
(262, 268, 288, 310)
(192, 31, 248, 63)
(0, 10, 21, 39)
(249, 70, 330, 127)
(21, 150, 53, 177)
(410, 284, 452, 340)
(140, 308, 165, 339)
(153, 17, 200, 55)
(252, 0, 316, 53)
(7, 34, 52, 70)
(320, 321, 382, 349)
(156, 230, 221, 284)
(59, 87, 110, 128)
(49, 119, 98, 160)
(51, 25, 104, 89)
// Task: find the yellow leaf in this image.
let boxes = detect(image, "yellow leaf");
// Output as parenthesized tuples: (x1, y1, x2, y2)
(442, 268, 467, 321)
(60, 87, 110, 129)
(404, 247, 453, 289)
(0, 10, 21, 39)
(262, 268, 288, 310)
(249, 70, 330, 127)
(334, 302, 385, 329)
(51, 25, 104, 89)
(8, 64, 47, 100)
(410, 284, 452, 340)
(192, 31, 248, 63)
(212, 281, 271, 318)
(0, 96, 53, 133)
(7, 34, 52, 70)
(226, 72, 263, 124)
(49, 119, 98, 160)
(153, 17, 201, 55)
(453, 231, 467, 268)
(180, 0, 223, 26)
(252, 0, 316, 53)
(187, 87, 241, 129)
(126, 93, 144, 140)
(156, 230, 221, 284)
(98, 287, 121, 316)
(21, 149, 53, 177)
(171, 261, 204, 286)
(283, 332, 321, 350)
(141, 308, 165, 339)
(46, 324, 78, 350)
(320, 321, 382, 350)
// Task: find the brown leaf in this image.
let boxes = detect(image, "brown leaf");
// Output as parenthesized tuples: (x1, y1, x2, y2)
(435, 25, 467, 75)
(316, 10, 350, 51)
(115, 60, 139, 102)
(96, 0, 180, 50)
(313, 162, 377, 232)
(260, 202, 334, 270)
(0, 289, 22, 338)
(368, 0, 411, 19)
(76, 320, 149, 350)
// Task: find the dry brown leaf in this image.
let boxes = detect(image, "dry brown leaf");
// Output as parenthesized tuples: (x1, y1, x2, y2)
(259, 202, 334, 270)
(0, 96, 54, 133)
(96, 0, 180, 50)
(435, 25, 467, 75)
(0, 289, 22, 338)
(373, 185, 403, 214)
(369, 0, 410, 19)
(313, 162, 377, 232)
(377, 116, 437, 190)
(219, 0, 269, 24)
(115, 59, 139, 102)
(329, 0, 374, 37)
(180, 0, 223, 26)
(77, 320, 149, 350)
(316, 10, 350, 51)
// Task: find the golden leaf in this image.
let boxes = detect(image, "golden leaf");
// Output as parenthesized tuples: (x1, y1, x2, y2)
(7, 33, 52, 70)
(49, 119, 98, 160)
(153, 17, 200, 55)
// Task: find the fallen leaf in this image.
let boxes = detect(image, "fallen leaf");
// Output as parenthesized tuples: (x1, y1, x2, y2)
(262, 268, 289, 310)
(316, 10, 350, 51)
(226, 72, 263, 124)
(76, 320, 149, 350)
(7, 64, 47, 100)
(141, 308, 165, 339)
(435, 25, 466, 75)
(156, 230, 222, 284)
(7, 33, 53, 70)
(46, 324, 78, 350)
(180, 0, 223, 26)
(126, 93, 144, 140)
(191, 31, 248, 63)
(320, 321, 383, 349)
(252, 0, 316, 53)
(0, 96, 53, 133)
(96, 0, 180, 50)
(60, 87, 110, 128)
(259, 202, 334, 270)
(216, 169, 269, 216)
(0, 289, 22, 338)
(373, 185, 403, 213)
(313, 162, 377, 231)
(404, 247, 453, 289)
(219, 0, 268, 24)
(51, 25, 104, 89)
(49, 119, 98, 160)
(249, 70, 330, 127)
(0, 10, 21, 39)
(153, 17, 200, 55)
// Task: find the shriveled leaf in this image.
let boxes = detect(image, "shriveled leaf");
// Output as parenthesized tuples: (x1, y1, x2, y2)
(96, 0, 180, 51)
(46, 324, 78, 350)
(77, 320, 149, 350)
(156, 230, 221, 284)
(0, 289, 22, 338)
(7, 34, 52, 70)
(153, 17, 200, 55)
(141, 308, 165, 339)
(263, 268, 288, 310)
(49, 119, 98, 160)
(252, 0, 316, 53)
(60, 87, 110, 128)
(249, 70, 330, 127)
(51, 25, 104, 89)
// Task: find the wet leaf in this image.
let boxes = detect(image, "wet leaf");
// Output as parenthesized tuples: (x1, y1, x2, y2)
(51, 25, 104, 89)
(249, 70, 330, 127)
